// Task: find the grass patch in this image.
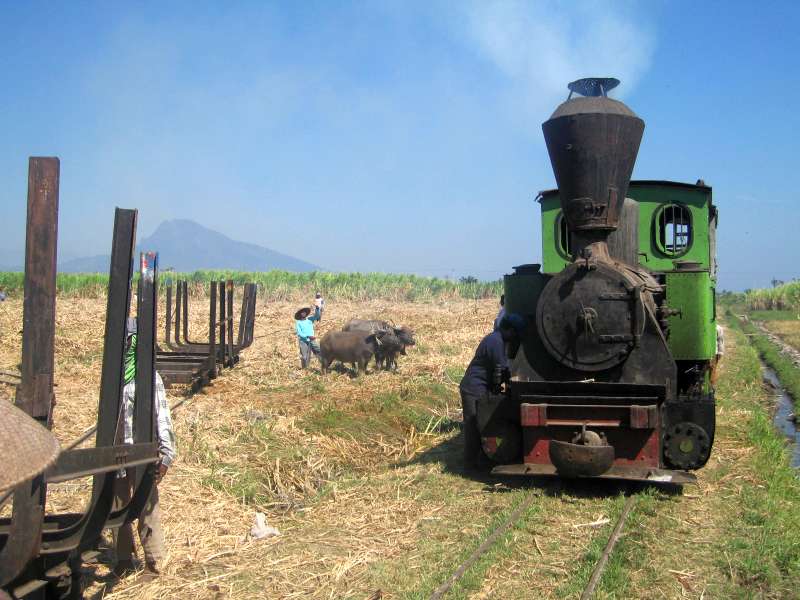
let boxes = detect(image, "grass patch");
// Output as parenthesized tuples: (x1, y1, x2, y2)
(185, 429, 277, 505)
(735, 312, 800, 408)
(368, 489, 540, 599)
(717, 312, 800, 595)
(749, 310, 800, 321)
(188, 417, 333, 507)
(415, 342, 431, 355)
(202, 460, 272, 505)
(440, 497, 540, 599)
(444, 366, 465, 385)
(552, 494, 649, 599)
(302, 381, 459, 443)
(302, 403, 365, 438)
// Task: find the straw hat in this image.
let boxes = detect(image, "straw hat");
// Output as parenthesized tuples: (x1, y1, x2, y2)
(0, 401, 60, 494)
(294, 307, 311, 320)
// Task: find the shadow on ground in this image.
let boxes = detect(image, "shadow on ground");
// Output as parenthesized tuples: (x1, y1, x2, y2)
(399, 426, 685, 498)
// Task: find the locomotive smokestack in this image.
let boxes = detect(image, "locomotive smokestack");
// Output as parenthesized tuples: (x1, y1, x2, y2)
(542, 78, 644, 256)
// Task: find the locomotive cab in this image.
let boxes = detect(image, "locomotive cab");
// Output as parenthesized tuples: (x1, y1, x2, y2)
(474, 79, 718, 483)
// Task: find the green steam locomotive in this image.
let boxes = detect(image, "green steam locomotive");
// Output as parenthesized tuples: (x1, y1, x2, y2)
(477, 78, 719, 483)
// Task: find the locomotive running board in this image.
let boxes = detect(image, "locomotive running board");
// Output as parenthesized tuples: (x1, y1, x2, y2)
(490, 463, 697, 484)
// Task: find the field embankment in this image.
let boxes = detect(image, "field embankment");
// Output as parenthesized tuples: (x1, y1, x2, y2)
(0, 270, 502, 301)
(725, 288, 800, 403)
(1, 296, 799, 598)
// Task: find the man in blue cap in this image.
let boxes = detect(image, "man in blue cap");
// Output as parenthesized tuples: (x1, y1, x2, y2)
(459, 313, 527, 468)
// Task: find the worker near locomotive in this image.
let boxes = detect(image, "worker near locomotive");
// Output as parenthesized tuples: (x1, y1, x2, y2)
(466, 77, 719, 484)
(461, 313, 527, 468)
(113, 317, 177, 580)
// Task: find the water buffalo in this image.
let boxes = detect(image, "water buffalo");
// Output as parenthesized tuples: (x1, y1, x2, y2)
(342, 319, 416, 371)
(374, 332, 407, 371)
(320, 330, 387, 376)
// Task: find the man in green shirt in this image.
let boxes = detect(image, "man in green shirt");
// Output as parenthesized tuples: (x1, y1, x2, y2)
(114, 318, 177, 579)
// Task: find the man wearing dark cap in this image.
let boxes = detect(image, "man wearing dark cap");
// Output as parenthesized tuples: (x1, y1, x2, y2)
(295, 306, 322, 368)
(459, 313, 526, 467)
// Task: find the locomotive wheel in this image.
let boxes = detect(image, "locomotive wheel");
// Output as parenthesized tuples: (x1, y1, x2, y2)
(481, 422, 521, 465)
(663, 422, 710, 470)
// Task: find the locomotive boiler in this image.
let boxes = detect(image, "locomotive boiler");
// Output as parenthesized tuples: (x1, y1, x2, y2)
(475, 78, 718, 483)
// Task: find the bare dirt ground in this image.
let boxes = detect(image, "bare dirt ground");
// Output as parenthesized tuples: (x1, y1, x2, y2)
(1, 296, 797, 599)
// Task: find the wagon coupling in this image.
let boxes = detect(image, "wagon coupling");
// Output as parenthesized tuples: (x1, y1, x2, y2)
(550, 424, 615, 477)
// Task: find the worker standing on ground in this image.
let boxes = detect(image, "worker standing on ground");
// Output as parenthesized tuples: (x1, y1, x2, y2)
(313, 292, 325, 320)
(493, 294, 505, 330)
(710, 323, 725, 386)
(295, 305, 322, 369)
(114, 317, 177, 580)
(459, 314, 526, 467)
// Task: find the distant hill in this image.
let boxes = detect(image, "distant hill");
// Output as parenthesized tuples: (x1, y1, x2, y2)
(58, 254, 112, 273)
(57, 219, 320, 273)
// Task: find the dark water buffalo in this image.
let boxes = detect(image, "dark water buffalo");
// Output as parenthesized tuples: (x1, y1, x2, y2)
(374, 332, 406, 371)
(320, 330, 386, 376)
(342, 319, 391, 334)
(342, 319, 416, 370)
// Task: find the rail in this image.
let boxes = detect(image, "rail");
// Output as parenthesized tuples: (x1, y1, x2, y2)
(427, 487, 641, 600)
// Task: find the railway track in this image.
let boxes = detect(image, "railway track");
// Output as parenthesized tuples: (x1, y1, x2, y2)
(579, 494, 636, 600)
(429, 488, 641, 600)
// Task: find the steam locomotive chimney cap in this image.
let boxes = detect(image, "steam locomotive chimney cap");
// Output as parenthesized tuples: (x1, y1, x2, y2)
(550, 77, 638, 119)
(567, 77, 619, 98)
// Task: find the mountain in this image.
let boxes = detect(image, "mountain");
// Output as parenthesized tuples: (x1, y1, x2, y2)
(57, 219, 320, 273)
(59, 254, 113, 273)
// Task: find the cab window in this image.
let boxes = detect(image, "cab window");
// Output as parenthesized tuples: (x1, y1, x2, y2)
(654, 203, 692, 257)
(556, 211, 572, 258)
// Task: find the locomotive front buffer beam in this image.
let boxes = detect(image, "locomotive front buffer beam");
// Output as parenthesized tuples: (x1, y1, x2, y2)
(477, 381, 697, 485)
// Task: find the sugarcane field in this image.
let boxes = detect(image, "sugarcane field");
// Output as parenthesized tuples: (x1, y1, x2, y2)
(1, 4, 799, 600)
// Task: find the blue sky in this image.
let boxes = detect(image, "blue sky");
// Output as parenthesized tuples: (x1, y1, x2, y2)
(1, 1, 797, 290)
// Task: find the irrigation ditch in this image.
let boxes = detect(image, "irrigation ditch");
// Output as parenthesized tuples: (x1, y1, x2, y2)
(762, 367, 800, 469)
(730, 310, 800, 473)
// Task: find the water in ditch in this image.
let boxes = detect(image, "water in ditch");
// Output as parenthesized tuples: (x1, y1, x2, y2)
(762, 366, 800, 470)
